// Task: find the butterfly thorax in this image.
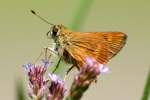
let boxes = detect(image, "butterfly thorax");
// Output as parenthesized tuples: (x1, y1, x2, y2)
(52, 25, 78, 66)
(49, 25, 75, 63)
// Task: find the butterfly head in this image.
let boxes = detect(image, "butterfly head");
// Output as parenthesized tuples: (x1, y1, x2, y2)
(47, 25, 62, 39)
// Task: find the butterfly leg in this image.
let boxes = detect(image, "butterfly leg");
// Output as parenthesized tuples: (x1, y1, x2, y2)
(33, 47, 51, 64)
(46, 43, 58, 55)
(43, 47, 53, 61)
(66, 65, 74, 75)
(52, 56, 62, 73)
(64, 65, 74, 81)
(33, 43, 58, 63)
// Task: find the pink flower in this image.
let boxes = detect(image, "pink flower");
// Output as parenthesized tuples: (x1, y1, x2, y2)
(66, 57, 109, 99)
(47, 73, 66, 100)
(23, 59, 49, 99)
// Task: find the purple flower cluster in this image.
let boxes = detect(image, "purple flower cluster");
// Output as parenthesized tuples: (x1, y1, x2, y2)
(23, 60, 66, 100)
(66, 57, 109, 100)
(75, 57, 109, 85)
(23, 57, 109, 100)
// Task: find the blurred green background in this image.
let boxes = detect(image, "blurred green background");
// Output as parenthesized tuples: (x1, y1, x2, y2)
(0, 0, 149, 100)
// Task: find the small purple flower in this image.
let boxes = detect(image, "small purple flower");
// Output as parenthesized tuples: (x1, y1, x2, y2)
(47, 73, 66, 100)
(22, 63, 33, 72)
(22, 59, 50, 99)
(66, 57, 109, 99)
(41, 59, 51, 67)
(99, 64, 109, 73)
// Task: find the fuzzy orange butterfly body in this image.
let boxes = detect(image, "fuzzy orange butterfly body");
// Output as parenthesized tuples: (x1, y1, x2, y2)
(47, 24, 127, 70)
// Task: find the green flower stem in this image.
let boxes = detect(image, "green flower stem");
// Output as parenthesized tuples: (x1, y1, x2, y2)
(65, 81, 90, 100)
(16, 79, 26, 100)
(141, 69, 150, 100)
(33, 96, 42, 100)
(69, 0, 94, 30)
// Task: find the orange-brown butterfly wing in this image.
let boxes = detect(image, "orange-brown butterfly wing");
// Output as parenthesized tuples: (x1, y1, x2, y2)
(101, 32, 127, 59)
(65, 32, 127, 67)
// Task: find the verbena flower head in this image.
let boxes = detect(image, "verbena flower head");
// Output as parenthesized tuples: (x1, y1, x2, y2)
(47, 73, 66, 100)
(74, 56, 107, 85)
(22, 59, 49, 99)
(66, 57, 109, 100)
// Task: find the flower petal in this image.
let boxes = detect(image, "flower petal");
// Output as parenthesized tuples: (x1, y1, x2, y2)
(99, 64, 109, 73)
(85, 56, 94, 66)
(41, 59, 51, 67)
(22, 63, 33, 72)
(48, 73, 59, 82)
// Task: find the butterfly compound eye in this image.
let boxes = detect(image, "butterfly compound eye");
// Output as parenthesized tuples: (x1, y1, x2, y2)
(52, 25, 59, 37)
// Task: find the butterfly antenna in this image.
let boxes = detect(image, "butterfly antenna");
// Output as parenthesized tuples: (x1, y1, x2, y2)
(30, 10, 54, 26)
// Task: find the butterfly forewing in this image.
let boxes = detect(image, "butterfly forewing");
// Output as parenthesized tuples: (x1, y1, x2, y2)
(65, 32, 127, 67)
(101, 32, 127, 59)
